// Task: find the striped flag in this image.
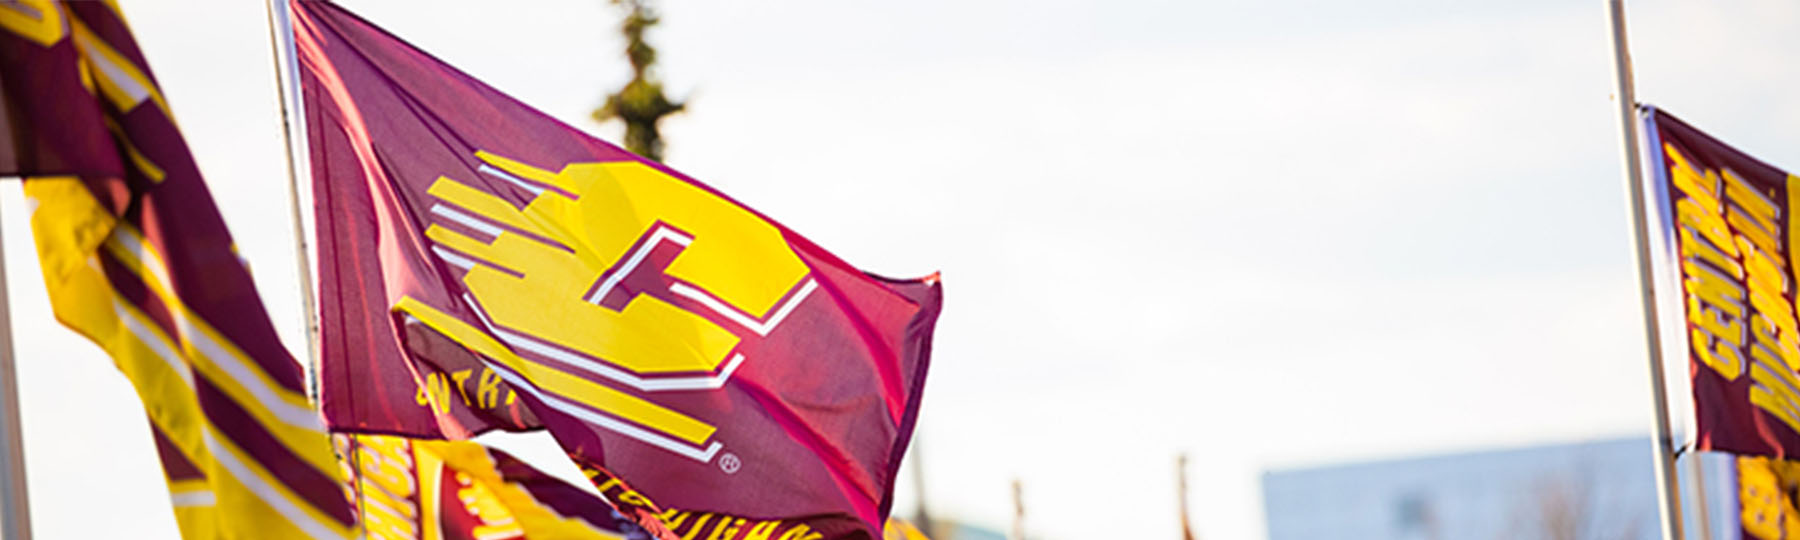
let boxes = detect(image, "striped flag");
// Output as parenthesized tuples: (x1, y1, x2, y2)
(0, 2, 355, 538)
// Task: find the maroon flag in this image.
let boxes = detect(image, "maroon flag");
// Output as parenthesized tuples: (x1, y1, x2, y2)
(1646, 107, 1800, 457)
(292, 2, 941, 538)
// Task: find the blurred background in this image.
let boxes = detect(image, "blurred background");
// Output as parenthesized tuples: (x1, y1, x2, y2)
(6, 0, 1800, 538)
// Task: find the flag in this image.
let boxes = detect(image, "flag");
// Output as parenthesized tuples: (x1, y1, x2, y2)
(1, 2, 356, 538)
(338, 434, 647, 540)
(1645, 107, 1800, 457)
(290, 1, 942, 537)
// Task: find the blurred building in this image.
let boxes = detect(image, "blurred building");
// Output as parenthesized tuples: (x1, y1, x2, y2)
(1262, 437, 1737, 540)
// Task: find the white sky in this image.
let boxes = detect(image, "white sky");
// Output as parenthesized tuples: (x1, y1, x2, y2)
(8, 1, 1800, 539)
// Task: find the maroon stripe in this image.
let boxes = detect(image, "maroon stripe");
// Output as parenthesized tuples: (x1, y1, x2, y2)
(132, 205, 308, 395)
(95, 249, 183, 342)
(147, 419, 205, 482)
(62, 4, 157, 89)
(193, 373, 355, 527)
(0, 77, 15, 172)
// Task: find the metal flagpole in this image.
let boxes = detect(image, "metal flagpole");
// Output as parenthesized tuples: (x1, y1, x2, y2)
(0, 204, 31, 540)
(1606, 1, 1685, 539)
(262, 2, 370, 538)
(1687, 455, 1714, 540)
(262, 0, 319, 395)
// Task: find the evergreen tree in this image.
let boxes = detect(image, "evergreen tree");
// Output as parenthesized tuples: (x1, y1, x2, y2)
(594, 0, 683, 162)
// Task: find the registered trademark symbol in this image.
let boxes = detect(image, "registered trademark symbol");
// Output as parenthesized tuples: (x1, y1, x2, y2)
(718, 452, 741, 474)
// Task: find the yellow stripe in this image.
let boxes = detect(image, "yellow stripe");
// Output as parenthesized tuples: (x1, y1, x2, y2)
(205, 425, 356, 539)
(427, 176, 552, 236)
(67, 16, 170, 117)
(0, 0, 66, 47)
(26, 178, 349, 539)
(85, 284, 348, 539)
(116, 297, 350, 538)
(395, 296, 717, 445)
(475, 150, 580, 194)
(100, 226, 340, 476)
(416, 439, 446, 540)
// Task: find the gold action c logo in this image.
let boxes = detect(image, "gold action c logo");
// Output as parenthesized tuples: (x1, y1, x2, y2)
(415, 151, 812, 460)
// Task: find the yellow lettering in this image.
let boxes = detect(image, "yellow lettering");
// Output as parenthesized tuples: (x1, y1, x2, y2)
(1720, 169, 1778, 223)
(362, 506, 420, 540)
(1732, 210, 1783, 264)
(594, 476, 620, 491)
(457, 479, 523, 539)
(1668, 144, 1723, 209)
(616, 488, 652, 507)
(476, 368, 503, 409)
(1678, 198, 1740, 259)
(450, 369, 475, 407)
(1680, 226, 1744, 279)
(1684, 260, 1747, 320)
(743, 521, 782, 540)
(1694, 327, 1747, 380)
(1725, 167, 1782, 267)
(707, 518, 746, 540)
(1753, 317, 1800, 372)
(776, 524, 818, 540)
(1741, 456, 1783, 540)
(1742, 236, 1787, 287)
(414, 372, 452, 415)
(682, 513, 714, 540)
(1750, 355, 1800, 434)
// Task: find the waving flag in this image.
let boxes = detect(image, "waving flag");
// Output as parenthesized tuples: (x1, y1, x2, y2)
(291, 1, 941, 537)
(0, 1, 355, 538)
(1645, 108, 1800, 457)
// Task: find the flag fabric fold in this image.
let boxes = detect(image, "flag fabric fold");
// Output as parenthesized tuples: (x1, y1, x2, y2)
(291, 1, 941, 537)
(1, 2, 355, 538)
(338, 434, 646, 540)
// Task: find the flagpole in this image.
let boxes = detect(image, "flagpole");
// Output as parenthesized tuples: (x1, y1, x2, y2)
(263, 3, 368, 537)
(0, 204, 31, 540)
(1606, 1, 1685, 539)
(1687, 455, 1714, 540)
(260, 0, 320, 400)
